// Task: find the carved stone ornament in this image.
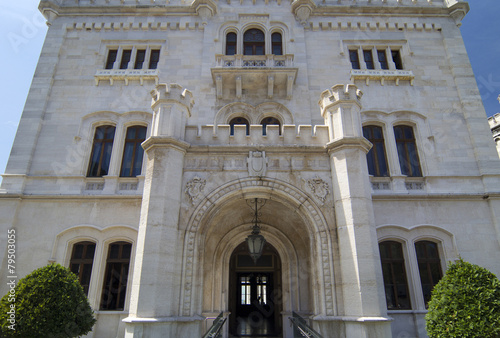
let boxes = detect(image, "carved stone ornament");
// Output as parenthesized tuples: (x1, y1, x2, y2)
(185, 176, 206, 205)
(247, 151, 268, 177)
(307, 177, 330, 204)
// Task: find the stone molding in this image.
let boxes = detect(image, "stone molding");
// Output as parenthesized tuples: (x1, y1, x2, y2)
(141, 136, 190, 153)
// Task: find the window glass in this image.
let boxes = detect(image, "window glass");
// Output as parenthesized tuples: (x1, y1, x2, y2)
(243, 29, 265, 56)
(149, 49, 160, 69)
(120, 126, 147, 177)
(363, 50, 374, 69)
(100, 242, 132, 311)
(349, 50, 360, 69)
(261, 117, 281, 136)
(271, 32, 282, 55)
(415, 241, 442, 308)
(379, 241, 411, 310)
(394, 125, 422, 177)
(392, 50, 403, 69)
(105, 50, 118, 69)
(134, 50, 146, 69)
(229, 117, 250, 136)
(226, 32, 237, 55)
(377, 50, 388, 69)
(70, 241, 96, 295)
(120, 50, 132, 69)
(363, 125, 389, 177)
(87, 125, 116, 177)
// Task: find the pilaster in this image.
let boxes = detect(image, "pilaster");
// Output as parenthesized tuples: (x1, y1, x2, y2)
(124, 84, 200, 336)
(319, 84, 392, 338)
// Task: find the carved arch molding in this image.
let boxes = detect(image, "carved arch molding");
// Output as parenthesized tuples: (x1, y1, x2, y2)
(214, 101, 294, 126)
(179, 177, 335, 316)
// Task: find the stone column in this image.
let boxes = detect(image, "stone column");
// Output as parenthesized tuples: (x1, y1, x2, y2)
(124, 84, 201, 337)
(319, 84, 392, 338)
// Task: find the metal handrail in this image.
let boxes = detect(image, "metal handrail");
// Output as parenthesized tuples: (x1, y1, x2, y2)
(202, 312, 226, 338)
(289, 312, 323, 338)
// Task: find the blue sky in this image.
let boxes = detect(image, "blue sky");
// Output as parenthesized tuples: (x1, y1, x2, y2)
(0, 0, 499, 181)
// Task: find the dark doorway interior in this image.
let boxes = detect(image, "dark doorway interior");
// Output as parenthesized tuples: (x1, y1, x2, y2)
(229, 243, 282, 337)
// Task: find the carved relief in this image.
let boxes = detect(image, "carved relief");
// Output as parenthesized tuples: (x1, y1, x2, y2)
(185, 176, 206, 205)
(247, 151, 268, 177)
(307, 176, 330, 204)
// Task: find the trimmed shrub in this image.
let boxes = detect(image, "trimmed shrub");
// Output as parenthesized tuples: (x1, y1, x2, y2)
(0, 263, 96, 337)
(425, 259, 500, 338)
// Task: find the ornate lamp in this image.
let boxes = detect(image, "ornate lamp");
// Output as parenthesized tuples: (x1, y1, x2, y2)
(245, 198, 267, 264)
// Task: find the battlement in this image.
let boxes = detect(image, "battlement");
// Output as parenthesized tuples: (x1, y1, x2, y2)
(185, 124, 329, 147)
(150, 83, 194, 114)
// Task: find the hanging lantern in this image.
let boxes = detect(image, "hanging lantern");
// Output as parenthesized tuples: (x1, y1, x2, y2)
(245, 198, 267, 264)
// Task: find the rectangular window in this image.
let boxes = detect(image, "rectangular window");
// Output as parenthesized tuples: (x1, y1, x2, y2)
(70, 242, 96, 295)
(363, 50, 374, 69)
(392, 50, 403, 70)
(379, 241, 411, 310)
(87, 125, 116, 177)
(394, 125, 422, 177)
(120, 126, 147, 177)
(415, 241, 442, 308)
(377, 50, 389, 70)
(100, 242, 132, 311)
(149, 49, 160, 69)
(240, 276, 251, 305)
(363, 125, 389, 177)
(105, 50, 118, 70)
(134, 49, 146, 69)
(120, 50, 132, 69)
(349, 50, 360, 69)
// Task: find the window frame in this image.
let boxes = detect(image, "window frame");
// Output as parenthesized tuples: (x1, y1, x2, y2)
(394, 124, 422, 177)
(87, 124, 116, 177)
(243, 28, 266, 56)
(100, 241, 133, 311)
(229, 116, 250, 136)
(69, 241, 96, 296)
(225, 32, 237, 55)
(379, 240, 412, 310)
(363, 124, 389, 177)
(415, 240, 443, 308)
(120, 125, 147, 178)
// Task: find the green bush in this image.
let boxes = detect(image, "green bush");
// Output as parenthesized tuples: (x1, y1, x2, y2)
(425, 259, 500, 338)
(0, 263, 96, 337)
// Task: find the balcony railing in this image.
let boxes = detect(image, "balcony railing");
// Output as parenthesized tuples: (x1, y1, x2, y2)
(94, 69, 159, 86)
(202, 312, 226, 338)
(214, 54, 294, 68)
(289, 312, 324, 338)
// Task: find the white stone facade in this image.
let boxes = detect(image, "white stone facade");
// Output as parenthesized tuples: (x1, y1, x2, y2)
(1, 0, 500, 337)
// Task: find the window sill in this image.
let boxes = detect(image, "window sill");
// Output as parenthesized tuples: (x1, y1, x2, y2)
(350, 69, 414, 86)
(94, 69, 159, 86)
(370, 176, 426, 193)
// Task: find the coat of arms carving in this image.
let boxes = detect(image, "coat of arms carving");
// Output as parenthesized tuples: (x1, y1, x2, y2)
(185, 176, 206, 205)
(247, 151, 268, 177)
(307, 177, 330, 204)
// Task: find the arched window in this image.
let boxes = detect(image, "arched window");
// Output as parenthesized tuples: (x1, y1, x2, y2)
(394, 125, 422, 177)
(120, 125, 147, 177)
(379, 241, 411, 310)
(271, 32, 282, 55)
(229, 117, 250, 136)
(226, 32, 237, 55)
(100, 241, 132, 311)
(415, 240, 442, 307)
(69, 241, 96, 295)
(261, 117, 281, 136)
(243, 29, 265, 56)
(363, 125, 389, 177)
(87, 125, 116, 177)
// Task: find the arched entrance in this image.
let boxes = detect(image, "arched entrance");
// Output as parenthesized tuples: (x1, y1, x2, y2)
(228, 242, 282, 337)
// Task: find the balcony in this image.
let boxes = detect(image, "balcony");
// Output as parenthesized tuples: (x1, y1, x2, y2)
(350, 69, 414, 86)
(211, 54, 298, 100)
(94, 69, 159, 86)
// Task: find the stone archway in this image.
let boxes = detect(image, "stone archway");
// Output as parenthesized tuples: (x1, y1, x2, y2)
(179, 177, 337, 336)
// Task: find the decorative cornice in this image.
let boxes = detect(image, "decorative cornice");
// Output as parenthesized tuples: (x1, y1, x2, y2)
(325, 136, 372, 154)
(141, 136, 191, 153)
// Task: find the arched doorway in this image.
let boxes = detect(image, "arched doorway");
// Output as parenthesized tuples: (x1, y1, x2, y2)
(228, 242, 282, 337)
